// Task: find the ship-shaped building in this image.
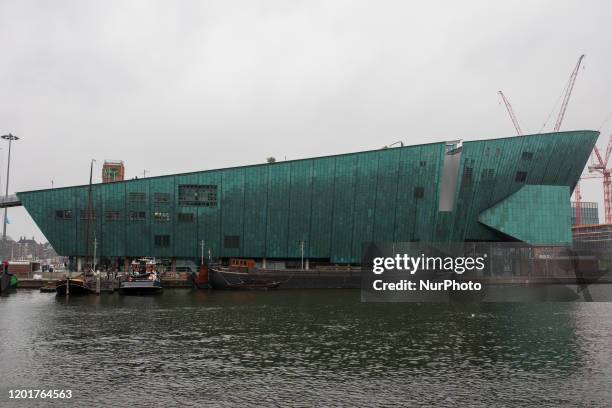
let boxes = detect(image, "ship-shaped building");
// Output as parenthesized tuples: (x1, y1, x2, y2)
(16, 130, 597, 266)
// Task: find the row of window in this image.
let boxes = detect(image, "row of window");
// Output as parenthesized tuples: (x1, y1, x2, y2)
(463, 167, 528, 183)
(56, 210, 196, 222)
(126, 186, 218, 207)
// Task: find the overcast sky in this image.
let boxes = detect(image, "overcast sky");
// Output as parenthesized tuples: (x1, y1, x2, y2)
(1, 0, 611, 242)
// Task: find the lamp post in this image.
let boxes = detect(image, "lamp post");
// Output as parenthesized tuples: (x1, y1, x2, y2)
(1, 134, 19, 244)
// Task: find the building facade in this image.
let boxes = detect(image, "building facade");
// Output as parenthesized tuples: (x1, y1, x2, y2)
(17, 131, 597, 265)
(571, 201, 599, 225)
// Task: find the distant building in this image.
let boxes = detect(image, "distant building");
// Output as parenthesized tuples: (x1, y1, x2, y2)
(102, 160, 125, 183)
(571, 201, 599, 225)
(572, 223, 612, 251)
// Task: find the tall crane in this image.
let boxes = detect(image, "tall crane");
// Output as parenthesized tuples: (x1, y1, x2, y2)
(587, 133, 612, 223)
(553, 54, 585, 131)
(497, 91, 523, 135)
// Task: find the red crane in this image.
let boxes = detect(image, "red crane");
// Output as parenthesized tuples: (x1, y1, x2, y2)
(587, 133, 612, 223)
(554, 54, 585, 131)
(498, 91, 523, 135)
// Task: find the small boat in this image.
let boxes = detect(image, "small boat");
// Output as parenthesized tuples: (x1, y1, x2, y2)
(55, 277, 95, 296)
(119, 258, 163, 295)
(209, 266, 281, 290)
(189, 264, 211, 289)
(0, 263, 18, 293)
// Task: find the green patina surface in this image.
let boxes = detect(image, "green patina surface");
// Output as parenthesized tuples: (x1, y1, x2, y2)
(17, 131, 598, 263)
(478, 185, 572, 245)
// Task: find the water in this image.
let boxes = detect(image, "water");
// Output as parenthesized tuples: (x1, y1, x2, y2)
(1, 290, 612, 407)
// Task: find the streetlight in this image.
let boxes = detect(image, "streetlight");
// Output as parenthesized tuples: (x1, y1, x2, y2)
(1, 133, 19, 243)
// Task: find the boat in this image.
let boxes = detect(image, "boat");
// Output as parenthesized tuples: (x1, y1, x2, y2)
(209, 266, 281, 290)
(189, 264, 211, 289)
(119, 258, 163, 295)
(0, 261, 18, 293)
(55, 277, 95, 296)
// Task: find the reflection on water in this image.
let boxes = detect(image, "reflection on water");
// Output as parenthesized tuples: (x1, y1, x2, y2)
(1, 290, 611, 406)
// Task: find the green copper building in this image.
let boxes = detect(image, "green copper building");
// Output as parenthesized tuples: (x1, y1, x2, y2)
(16, 130, 597, 266)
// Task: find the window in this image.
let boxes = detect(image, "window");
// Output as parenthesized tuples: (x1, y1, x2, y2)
(129, 192, 146, 202)
(515, 171, 527, 182)
(80, 209, 96, 220)
(495, 148, 501, 157)
(154, 211, 170, 222)
(105, 211, 121, 221)
(481, 168, 495, 179)
(178, 213, 194, 222)
(522, 152, 533, 161)
(419, 161, 427, 167)
(414, 187, 424, 199)
(154, 193, 170, 203)
(463, 166, 473, 179)
(55, 210, 72, 220)
(154, 235, 170, 247)
(129, 211, 146, 221)
(178, 185, 217, 206)
(224, 235, 240, 249)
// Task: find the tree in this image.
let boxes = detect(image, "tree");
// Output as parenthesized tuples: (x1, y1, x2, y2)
(266, 157, 276, 163)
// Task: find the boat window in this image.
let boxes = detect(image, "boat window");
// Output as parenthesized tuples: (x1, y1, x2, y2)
(129, 192, 146, 202)
(515, 171, 527, 183)
(154, 212, 170, 222)
(55, 210, 73, 220)
(129, 211, 146, 221)
(178, 213, 194, 222)
(105, 211, 121, 221)
(154, 235, 170, 247)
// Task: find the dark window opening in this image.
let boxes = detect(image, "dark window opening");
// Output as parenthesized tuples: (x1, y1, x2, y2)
(154, 235, 170, 247)
(178, 185, 217, 206)
(129, 192, 146, 202)
(55, 210, 72, 220)
(105, 211, 121, 221)
(522, 152, 533, 161)
(154, 211, 170, 222)
(463, 166, 473, 179)
(515, 171, 527, 183)
(154, 193, 170, 203)
(178, 213, 194, 222)
(224, 235, 240, 249)
(419, 161, 427, 167)
(481, 168, 495, 179)
(129, 211, 146, 221)
(414, 187, 424, 199)
(80, 209, 96, 220)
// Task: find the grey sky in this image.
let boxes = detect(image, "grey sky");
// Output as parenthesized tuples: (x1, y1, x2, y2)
(1, 0, 611, 242)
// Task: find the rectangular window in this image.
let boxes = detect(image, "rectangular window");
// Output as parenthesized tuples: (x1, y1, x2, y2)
(515, 171, 527, 182)
(154, 211, 170, 222)
(481, 168, 495, 179)
(178, 185, 218, 206)
(522, 152, 533, 161)
(105, 211, 121, 221)
(55, 210, 73, 220)
(414, 187, 424, 199)
(129, 192, 146, 202)
(178, 213, 194, 222)
(129, 211, 146, 221)
(463, 166, 473, 179)
(419, 160, 427, 167)
(80, 209, 96, 220)
(224, 235, 240, 249)
(154, 193, 170, 203)
(154, 235, 170, 247)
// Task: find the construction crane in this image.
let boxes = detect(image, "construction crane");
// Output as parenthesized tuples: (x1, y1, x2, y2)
(497, 91, 523, 135)
(553, 54, 586, 131)
(587, 133, 612, 223)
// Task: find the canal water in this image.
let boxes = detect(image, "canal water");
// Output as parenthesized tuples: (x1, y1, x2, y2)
(1, 289, 611, 407)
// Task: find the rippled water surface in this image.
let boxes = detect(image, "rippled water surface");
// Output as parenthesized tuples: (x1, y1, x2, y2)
(1, 289, 612, 407)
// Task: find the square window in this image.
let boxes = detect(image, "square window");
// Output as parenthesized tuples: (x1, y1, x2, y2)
(154, 212, 170, 222)
(414, 187, 424, 199)
(154, 235, 170, 247)
(178, 213, 194, 222)
(515, 171, 527, 182)
(105, 211, 121, 221)
(224, 235, 240, 249)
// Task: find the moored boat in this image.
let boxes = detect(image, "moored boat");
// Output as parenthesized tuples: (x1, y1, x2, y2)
(55, 277, 95, 296)
(119, 258, 163, 295)
(209, 266, 281, 290)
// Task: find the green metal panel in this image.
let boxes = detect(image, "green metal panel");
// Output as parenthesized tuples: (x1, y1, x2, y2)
(479, 185, 572, 245)
(16, 130, 599, 263)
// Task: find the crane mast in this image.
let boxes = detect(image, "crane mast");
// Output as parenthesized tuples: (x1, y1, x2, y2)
(497, 91, 523, 135)
(553, 54, 585, 132)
